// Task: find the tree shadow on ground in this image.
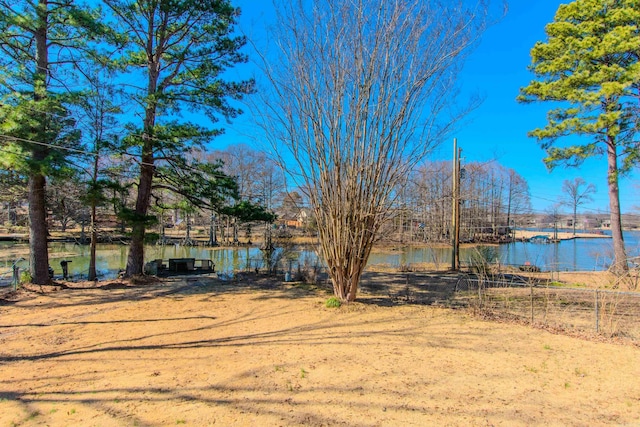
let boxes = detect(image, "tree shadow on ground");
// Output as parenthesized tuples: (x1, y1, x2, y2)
(358, 270, 461, 307)
(0, 271, 329, 312)
(0, 268, 497, 312)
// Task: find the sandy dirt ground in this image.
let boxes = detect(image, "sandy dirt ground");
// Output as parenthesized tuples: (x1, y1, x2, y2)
(1, 274, 640, 427)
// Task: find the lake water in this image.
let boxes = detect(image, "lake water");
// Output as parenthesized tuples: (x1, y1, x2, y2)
(1, 230, 639, 282)
(374, 230, 640, 272)
(0, 242, 317, 282)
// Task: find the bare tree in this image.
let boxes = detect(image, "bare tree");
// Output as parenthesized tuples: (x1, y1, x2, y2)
(409, 160, 530, 243)
(47, 176, 85, 232)
(212, 145, 284, 245)
(561, 177, 596, 235)
(407, 161, 451, 242)
(258, 0, 491, 302)
(215, 145, 285, 206)
(544, 204, 563, 242)
(504, 167, 532, 231)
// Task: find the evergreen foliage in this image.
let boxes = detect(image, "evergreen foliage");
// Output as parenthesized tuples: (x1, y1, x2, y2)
(0, 0, 104, 283)
(100, 0, 256, 276)
(518, 0, 639, 272)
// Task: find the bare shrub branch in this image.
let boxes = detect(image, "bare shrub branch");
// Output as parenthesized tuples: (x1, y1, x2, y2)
(256, 0, 494, 301)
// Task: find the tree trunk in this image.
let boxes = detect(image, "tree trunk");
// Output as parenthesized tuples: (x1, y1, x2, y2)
(233, 219, 238, 244)
(127, 223, 145, 276)
(88, 149, 100, 281)
(125, 154, 154, 276)
(185, 214, 191, 242)
(27, 0, 52, 285)
(88, 203, 97, 281)
(327, 254, 368, 302)
(28, 172, 50, 284)
(123, 5, 163, 275)
(606, 138, 628, 273)
(208, 212, 217, 246)
(318, 211, 376, 302)
(125, 37, 159, 276)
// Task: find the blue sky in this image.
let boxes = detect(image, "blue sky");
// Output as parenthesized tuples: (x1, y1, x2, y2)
(221, 0, 638, 215)
(450, 1, 638, 215)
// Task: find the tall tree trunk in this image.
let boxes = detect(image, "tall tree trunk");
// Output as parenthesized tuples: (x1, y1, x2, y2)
(125, 44, 158, 276)
(88, 203, 97, 281)
(28, 172, 50, 284)
(126, 150, 154, 276)
(88, 171, 98, 280)
(208, 212, 217, 246)
(88, 148, 100, 281)
(29, 0, 51, 285)
(607, 138, 628, 273)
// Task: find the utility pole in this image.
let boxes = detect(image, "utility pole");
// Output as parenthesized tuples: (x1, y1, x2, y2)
(451, 139, 461, 270)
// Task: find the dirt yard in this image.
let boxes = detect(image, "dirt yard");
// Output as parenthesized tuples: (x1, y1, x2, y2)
(1, 274, 639, 426)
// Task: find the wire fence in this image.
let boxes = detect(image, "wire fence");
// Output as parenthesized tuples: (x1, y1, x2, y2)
(245, 256, 328, 283)
(454, 275, 640, 342)
(4, 252, 640, 344)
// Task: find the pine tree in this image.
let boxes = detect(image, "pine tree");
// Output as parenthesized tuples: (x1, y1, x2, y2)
(0, 0, 103, 284)
(103, 0, 255, 276)
(518, 0, 640, 273)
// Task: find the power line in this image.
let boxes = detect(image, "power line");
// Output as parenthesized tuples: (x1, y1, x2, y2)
(0, 134, 96, 156)
(0, 134, 237, 181)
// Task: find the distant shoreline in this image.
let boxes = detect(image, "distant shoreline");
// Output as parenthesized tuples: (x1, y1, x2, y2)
(0, 228, 621, 245)
(513, 229, 610, 241)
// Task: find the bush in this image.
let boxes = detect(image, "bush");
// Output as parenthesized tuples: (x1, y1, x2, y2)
(20, 271, 32, 284)
(144, 232, 160, 244)
(468, 246, 499, 276)
(325, 297, 341, 308)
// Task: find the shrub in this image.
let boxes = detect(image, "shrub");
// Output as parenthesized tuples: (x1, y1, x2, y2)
(20, 271, 32, 284)
(468, 246, 499, 275)
(325, 297, 341, 308)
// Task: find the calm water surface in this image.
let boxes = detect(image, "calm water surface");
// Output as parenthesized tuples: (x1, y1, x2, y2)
(0, 242, 317, 281)
(1, 230, 639, 281)
(371, 230, 640, 271)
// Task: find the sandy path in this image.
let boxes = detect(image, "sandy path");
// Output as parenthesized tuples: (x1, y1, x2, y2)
(1, 277, 639, 426)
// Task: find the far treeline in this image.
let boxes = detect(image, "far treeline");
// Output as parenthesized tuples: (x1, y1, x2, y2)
(0, 147, 537, 244)
(4, 152, 632, 247)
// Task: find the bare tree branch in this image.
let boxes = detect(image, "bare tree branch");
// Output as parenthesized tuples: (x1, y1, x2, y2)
(257, 0, 493, 301)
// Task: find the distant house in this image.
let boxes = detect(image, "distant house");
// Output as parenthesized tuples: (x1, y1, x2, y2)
(281, 209, 309, 229)
(283, 217, 300, 228)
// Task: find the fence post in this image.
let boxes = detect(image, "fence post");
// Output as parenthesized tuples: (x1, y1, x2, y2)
(595, 289, 599, 333)
(12, 265, 19, 291)
(530, 283, 534, 324)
